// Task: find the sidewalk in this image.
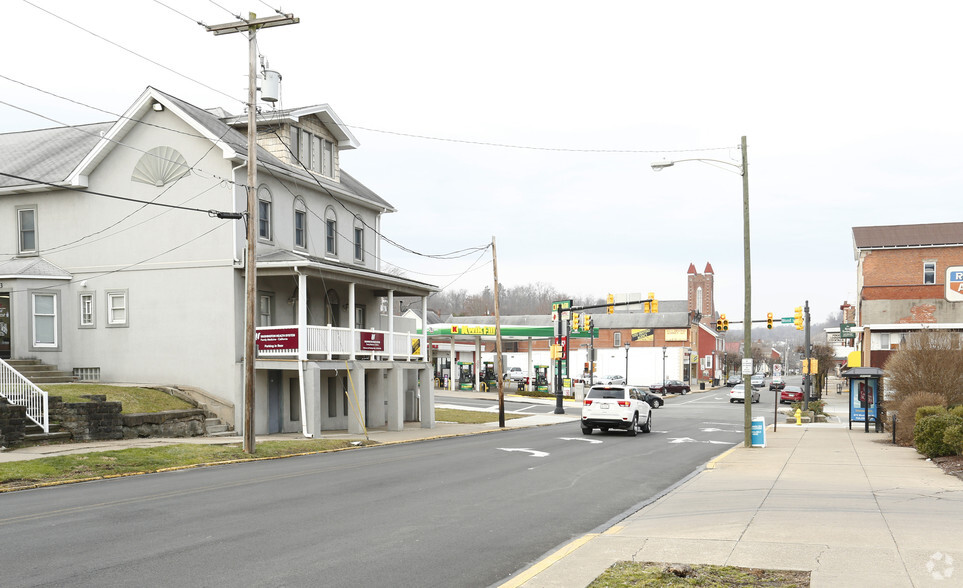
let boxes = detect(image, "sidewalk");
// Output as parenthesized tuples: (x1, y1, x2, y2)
(0, 388, 583, 463)
(505, 390, 963, 588)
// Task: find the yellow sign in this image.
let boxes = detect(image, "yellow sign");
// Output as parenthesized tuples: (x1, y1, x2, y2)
(411, 337, 421, 356)
(550, 344, 562, 360)
(452, 325, 496, 336)
(665, 329, 688, 342)
(848, 350, 862, 368)
(631, 328, 654, 342)
(802, 358, 819, 374)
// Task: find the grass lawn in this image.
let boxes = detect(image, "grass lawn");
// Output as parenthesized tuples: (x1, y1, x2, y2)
(0, 439, 378, 491)
(589, 562, 810, 587)
(39, 383, 195, 413)
(434, 407, 525, 424)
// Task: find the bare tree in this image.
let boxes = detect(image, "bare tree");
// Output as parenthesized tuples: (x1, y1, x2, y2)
(884, 330, 963, 406)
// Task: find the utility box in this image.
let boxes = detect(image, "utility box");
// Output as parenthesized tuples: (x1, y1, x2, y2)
(751, 416, 766, 447)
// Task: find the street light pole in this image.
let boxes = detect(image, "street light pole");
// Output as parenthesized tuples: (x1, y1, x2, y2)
(652, 136, 752, 447)
(624, 342, 631, 385)
(662, 346, 667, 391)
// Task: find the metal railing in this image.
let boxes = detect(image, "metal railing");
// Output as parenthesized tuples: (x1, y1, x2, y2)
(0, 357, 49, 433)
(256, 325, 425, 361)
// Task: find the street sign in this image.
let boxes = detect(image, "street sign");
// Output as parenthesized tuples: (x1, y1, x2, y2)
(742, 359, 753, 375)
(780, 317, 793, 324)
(840, 322, 856, 339)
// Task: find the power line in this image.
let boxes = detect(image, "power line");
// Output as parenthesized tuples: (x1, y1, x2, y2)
(150, 0, 206, 26)
(0, 97, 243, 188)
(345, 124, 738, 155)
(0, 171, 233, 216)
(21, 0, 242, 107)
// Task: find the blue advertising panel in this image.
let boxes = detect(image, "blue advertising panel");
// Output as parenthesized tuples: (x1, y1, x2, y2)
(850, 378, 878, 422)
(751, 416, 766, 447)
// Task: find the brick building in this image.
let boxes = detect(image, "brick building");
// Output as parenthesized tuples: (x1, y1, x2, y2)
(852, 222, 963, 368)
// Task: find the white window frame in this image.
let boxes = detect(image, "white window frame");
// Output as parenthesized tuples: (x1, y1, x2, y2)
(353, 223, 365, 263)
(258, 293, 274, 327)
(923, 261, 936, 285)
(106, 290, 129, 327)
(17, 206, 38, 255)
(322, 139, 333, 178)
(31, 291, 58, 349)
(355, 305, 366, 330)
(294, 198, 307, 250)
(257, 185, 273, 242)
(613, 332, 622, 348)
(325, 207, 338, 256)
(79, 292, 95, 328)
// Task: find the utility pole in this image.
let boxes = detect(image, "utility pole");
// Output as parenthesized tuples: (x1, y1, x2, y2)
(741, 135, 752, 448)
(491, 237, 505, 427)
(803, 300, 811, 412)
(206, 11, 299, 454)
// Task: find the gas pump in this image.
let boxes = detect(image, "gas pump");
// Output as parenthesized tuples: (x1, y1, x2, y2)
(481, 361, 498, 389)
(457, 361, 474, 391)
(533, 364, 550, 393)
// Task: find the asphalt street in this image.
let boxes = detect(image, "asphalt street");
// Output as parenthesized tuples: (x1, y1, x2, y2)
(0, 387, 765, 587)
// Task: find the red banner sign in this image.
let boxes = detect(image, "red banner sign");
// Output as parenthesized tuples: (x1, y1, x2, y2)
(256, 328, 299, 352)
(360, 331, 385, 351)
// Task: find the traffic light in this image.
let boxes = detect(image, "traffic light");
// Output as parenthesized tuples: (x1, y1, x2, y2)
(588, 316, 594, 332)
(571, 312, 580, 332)
(794, 306, 803, 330)
(716, 314, 725, 332)
(607, 294, 614, 314)
(767, 312, 773, 330)
(582, 313, 590, 331)
(643, 301, 651, 313)
(651, 298, 658, 313)
(722, 314, 729, 331)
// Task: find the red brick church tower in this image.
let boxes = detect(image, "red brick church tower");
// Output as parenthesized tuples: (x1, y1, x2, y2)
(687, 262, 716, 325)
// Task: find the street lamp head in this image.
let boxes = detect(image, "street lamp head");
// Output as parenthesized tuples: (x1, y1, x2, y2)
(650, 160, 675, 171)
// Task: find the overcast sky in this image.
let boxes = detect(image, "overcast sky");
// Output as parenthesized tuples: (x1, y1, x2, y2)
(4, 1, 961, 324)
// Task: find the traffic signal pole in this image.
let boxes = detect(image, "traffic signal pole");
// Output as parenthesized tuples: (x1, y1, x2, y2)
(803, 300, 811, 412)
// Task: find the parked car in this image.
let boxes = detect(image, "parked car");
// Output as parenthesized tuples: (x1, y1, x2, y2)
(504, 367, 528, 382)
(649, 379, 690, 395)
(750, 374, 766, 389)
(640, 390, 664, 409)
(729, 383, 760, 404)
(769, 377, 785, 391)
(581, 385, 652, 435)
(595, 374, 626, 385)
(780, 385, 803, 404)
(726, 375, 742, 386)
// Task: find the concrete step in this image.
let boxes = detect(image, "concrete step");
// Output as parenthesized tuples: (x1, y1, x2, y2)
(205, 417, 233, 436)
(207, 423, 229, 434)
(25, 374, 77, 384)
(208, 430, 239, 437)
(24, 430, 72, 442)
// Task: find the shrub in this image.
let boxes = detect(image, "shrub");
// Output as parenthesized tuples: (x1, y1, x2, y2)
(949, 405, 963, 419)
(944, 424, 963, 455)
(916, 405, 948, 421)
(891, 391, 946, 446)
(789, 399, 825, 415)
(913, 413, 963, 458)
(883, 330, 963, 407)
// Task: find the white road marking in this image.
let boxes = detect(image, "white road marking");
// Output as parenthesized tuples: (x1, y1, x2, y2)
(498, 448, 550, 457)
(668, 437, 738, 445)
(558, 437, 603, 444)
(701, 427, 743, 433)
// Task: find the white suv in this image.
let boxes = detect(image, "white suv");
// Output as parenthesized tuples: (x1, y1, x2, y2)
(581, 385, 652, 436)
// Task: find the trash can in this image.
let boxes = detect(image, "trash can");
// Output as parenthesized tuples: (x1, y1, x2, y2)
(751, 416, 766, 447)
(700, 382, 706, 390)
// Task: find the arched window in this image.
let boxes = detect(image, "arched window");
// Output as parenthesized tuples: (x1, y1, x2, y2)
(325, 206, 338, 256)
(353, 216, 365, 262)
(257, 185, 273, 241)
(294, 198, 307, 249)
(696, 287, 703, 313)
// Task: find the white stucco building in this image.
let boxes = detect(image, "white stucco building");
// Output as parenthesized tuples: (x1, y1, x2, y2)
(0, 87, 436, 436)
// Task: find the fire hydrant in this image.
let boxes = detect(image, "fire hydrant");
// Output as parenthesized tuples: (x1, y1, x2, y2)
(795, 408, 802, 426)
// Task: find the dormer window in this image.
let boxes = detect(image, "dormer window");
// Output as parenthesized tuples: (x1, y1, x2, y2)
(290, 126, 334, 179)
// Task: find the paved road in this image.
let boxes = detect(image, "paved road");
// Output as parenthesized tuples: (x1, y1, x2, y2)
(0, 390, 757, 587)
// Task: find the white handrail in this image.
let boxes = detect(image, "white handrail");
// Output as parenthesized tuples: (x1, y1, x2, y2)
(0, 358, 49, 433)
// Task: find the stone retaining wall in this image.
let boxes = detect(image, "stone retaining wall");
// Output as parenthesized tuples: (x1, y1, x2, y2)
(0, 398, 27, 446)
(122, 409, 207, 439)
(52, 395, 123, 442)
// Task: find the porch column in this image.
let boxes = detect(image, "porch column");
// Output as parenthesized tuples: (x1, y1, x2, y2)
(303, 367, 321, 437)
(347, 363, 366, 435)
(387, 367, 404, 431)
(387, 289, 395, 360)
(348, 282, 356, 359)
(297, 271, 307, 360)
(420, 364, 435, 428)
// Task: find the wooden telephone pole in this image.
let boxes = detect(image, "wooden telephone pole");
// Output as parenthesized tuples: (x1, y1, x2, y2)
(206, 11, 298, 453)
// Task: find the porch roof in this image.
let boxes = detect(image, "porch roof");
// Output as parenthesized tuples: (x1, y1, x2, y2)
(0, 257, 72, 280)
(256, 250, 436, 297)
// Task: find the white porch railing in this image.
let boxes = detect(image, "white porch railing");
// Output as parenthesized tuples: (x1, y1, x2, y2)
(0, 357, 49, 433)
(257, 325, 426, 361)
